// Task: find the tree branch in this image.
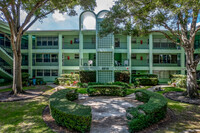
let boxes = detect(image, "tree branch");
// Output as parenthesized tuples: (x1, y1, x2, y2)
(0, 31, 11, 40)
(23, 8, 56, 32)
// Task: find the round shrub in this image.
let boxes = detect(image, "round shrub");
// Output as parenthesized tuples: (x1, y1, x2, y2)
(49, 89, 92, 132)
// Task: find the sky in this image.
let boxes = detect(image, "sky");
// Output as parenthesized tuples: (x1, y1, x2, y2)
(26, 0, 115, 31)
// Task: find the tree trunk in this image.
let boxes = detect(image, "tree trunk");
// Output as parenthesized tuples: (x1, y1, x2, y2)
(11, 42, 23, 95)
(185, 50, 199, 98)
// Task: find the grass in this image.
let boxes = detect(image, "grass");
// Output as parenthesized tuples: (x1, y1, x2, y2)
(0, 85, 54, 133)
(0, 86, 37, 93)
(154, 87, 200, 132)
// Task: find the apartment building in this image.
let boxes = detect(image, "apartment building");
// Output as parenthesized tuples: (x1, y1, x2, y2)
(1, 10, 199, 83)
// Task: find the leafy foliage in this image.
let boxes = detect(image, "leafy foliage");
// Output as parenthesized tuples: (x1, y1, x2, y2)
(88, 81, 131, 88)
(115, 71, 130, 83)
(135, 78, 158, 86)
(66, 89, 78, 101)
(127, 89, 167, 132)
(80, 71, 96, 83)
(87, 85, 127, 96)
(49, 89, 92, 132)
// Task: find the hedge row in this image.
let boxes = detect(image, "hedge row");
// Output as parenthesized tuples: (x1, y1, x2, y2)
(115, 71, 130, 83)
(88, 81, 131, 88)
(49, 89, 92, 132)
(127, 89, 167, 132)
(87, 85, 127, 97)
(132, 74, 158, 83)
(135, 78, 158, 86)
(79, 71, 96, 83)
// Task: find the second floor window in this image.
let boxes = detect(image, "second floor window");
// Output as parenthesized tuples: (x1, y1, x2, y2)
(115, 38, 120, 47)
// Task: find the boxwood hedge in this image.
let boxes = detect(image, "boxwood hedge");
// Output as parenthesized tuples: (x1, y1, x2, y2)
(49, 89, 92, 132)
(127, 89, 167, 132)
(87, 85, 127, 96)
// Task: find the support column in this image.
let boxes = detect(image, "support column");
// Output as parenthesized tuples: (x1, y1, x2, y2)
(79, 31, 83, 66)
(28, 34, 32, 77)
(181, 47, 185, 75)
(58, 34, 63, 76)
(127, 35, 132, 83)
(149, 34, 153, 74)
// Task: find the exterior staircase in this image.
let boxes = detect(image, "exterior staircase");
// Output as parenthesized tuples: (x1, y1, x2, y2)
(0, 45, 13, 80)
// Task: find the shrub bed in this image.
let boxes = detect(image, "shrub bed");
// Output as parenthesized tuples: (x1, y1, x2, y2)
(127, 89, 167, 132)
(49, 89, 92, 132)
(115, 71, 130, 83)
(80, 71, 96, 83)
(132, 74, 158, 82)
(87, 85, 127, 96)
(66, 89, 78, 101)
(135, 78, 158, 86)
(88, 81, 131, 88)
(169, 74, 186, 88)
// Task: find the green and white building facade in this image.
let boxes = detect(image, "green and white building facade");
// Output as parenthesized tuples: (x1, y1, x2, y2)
(1, 10, 200, 83)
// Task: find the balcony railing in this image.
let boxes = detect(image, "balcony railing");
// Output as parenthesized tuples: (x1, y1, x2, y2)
(0, 45, 13, 57)
(32, 60, 58, 66)
(131, 59, 149, 66)
(83, 42, 96, 49)
(114, 59, 129, 66)
(81, 59, 96, 66)
(153, 43, 180, 49)
(33, 45, 58, 49)
(63, 42, 79, 49)
(132, 44, 149, 49)
(115, 42, 127, 49)
(62, 59, 79, 66)
(153, 60, 181, 67)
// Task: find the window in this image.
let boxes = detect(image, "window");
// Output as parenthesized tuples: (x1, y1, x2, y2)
(44, 70, 50, 76)
(48, 37, 52, 46)
(51, 54, 58, 62)
(75, 54, 79, 59)
(0, 34, 4, 46)
(52, 70, 58, 76)
(37, 37, 41, 46)
(115, 38, 120, 47)
(5, 37, 10, 47)
(36, 54, 43, 62)
(42, 37, 47, 46)
(74, 38, 79, 43)
(53, 37, 58, 46)
(171, 55, 177, 63)
(131, 38, 136, 43)
(37, 70, 43, 76)
(131, 54, 136, 59)
(44, 54, 50, 62)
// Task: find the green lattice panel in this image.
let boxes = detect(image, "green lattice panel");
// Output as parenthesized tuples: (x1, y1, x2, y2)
(98, 52, 113, 66)
(98, 70, 113, 83)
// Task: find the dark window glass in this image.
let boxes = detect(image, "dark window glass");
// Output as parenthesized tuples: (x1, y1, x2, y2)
(44, 70, 50, 76)
(37, 37, 41, 46)
(74, 38, 79, 43)
(74, 54, 79, 59)
(48, 37, 52, 46)
(51, 54, 58, 62)
(37, 70, 43, 76)
(53, 37, 58, 46)
(36, 54, 43, 62)
(131, 54, 136, 59)
(52, 70, 58, 76)
(153, 55, 159, 63)
(42, 37, 47, 46)
(44, 54, 50, 62)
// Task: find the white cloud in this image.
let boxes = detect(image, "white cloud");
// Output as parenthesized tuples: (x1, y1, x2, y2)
(95, 0, 115, 13)
(52, 10, 67, 22)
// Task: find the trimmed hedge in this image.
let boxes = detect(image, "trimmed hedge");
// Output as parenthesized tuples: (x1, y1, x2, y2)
(49, 89, 92, 132)
(88, 81, 131, 88)
(66, 89, 78, 101)
(87, 85, 127, 96)
(132, 74, 158, 83)
(80, 71, 96, 83)
(127, 89, 167, 132)
(115, 71, 130, 83)
(135, 78, 158, 86)
(169, 74, 186, 79)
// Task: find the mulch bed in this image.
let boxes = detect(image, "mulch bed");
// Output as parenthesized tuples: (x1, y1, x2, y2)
(164, 92, 200, 105)
(0, 88, 44, 102)
(42, 106, 174, 133)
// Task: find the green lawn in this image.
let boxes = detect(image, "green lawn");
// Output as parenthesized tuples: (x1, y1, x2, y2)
(154, 87, 200, 132)
(0, 86, 54, 133)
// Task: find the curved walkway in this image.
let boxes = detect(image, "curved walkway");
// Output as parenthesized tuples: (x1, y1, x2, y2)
(77, 94, 143, 133)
